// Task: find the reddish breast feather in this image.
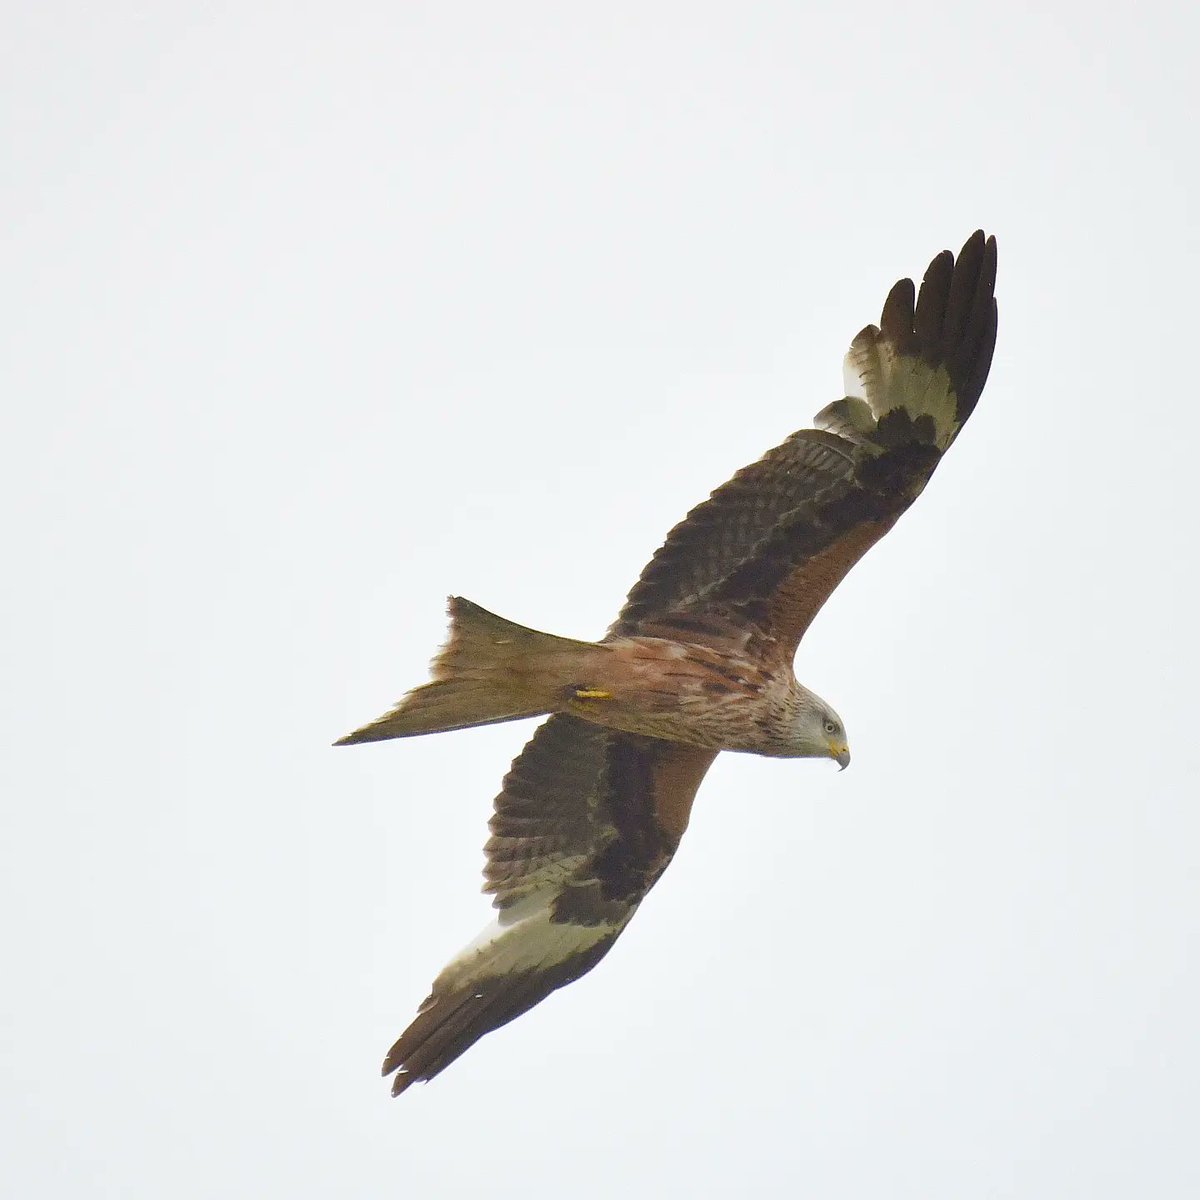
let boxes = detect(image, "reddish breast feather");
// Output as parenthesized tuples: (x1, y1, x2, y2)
(568, 636, 790, 753)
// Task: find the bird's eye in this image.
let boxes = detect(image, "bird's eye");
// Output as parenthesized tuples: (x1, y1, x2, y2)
(823, 719, 838, 734)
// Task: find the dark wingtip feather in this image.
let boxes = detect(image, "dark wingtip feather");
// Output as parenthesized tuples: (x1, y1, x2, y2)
(965, 296, 998, 415)
(886, 230, 997, 430)
(943, 230, 986, 344)
(879, 277, 917, 352)
(382, 937, 617, 1097)
(946, 232, 998, 423)
(914, 248, 954, 348)
(383, 985, 503, 1097)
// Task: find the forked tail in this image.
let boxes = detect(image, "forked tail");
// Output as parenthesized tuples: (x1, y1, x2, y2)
(335, 597, 599, 745)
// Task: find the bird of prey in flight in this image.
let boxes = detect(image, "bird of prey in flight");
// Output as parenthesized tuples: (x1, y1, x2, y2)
(338, 231, 998, 1096)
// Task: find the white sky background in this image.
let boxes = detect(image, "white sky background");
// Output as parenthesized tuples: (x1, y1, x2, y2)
(3, 2, 1198, 1196)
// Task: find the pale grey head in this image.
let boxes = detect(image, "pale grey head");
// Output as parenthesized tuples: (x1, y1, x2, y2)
(790, 683, 851, 768)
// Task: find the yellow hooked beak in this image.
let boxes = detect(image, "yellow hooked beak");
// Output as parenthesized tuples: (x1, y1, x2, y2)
(829, 742, 851, 771)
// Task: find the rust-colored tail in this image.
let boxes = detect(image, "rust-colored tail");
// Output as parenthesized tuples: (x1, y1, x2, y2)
(335, 597, 598, 745)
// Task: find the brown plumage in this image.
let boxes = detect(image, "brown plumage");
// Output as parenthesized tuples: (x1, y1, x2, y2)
(338, 232, 998, 1096)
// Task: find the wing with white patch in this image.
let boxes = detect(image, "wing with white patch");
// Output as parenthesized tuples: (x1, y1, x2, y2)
(615, 231, 998, 657)
(381, 896, 623, 1095)
(382, 716, 716, 1095)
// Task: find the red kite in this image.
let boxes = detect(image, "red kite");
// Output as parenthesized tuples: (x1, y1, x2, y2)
(339, 231, 998, 1095)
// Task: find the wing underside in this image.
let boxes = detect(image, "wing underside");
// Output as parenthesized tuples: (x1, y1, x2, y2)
(615, 231, 997, 655)
(383, 718, 716, 1095)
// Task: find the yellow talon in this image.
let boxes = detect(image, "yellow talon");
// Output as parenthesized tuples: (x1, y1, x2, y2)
(574, 688, 612, 701)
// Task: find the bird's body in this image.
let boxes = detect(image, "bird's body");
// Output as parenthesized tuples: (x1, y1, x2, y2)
(341, 598, 844, 758)
(338, 231, 999, 1096)
(568, 629, 825, 758)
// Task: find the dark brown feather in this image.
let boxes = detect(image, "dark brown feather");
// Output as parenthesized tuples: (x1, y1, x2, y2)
(914, 249, 954, 349)
(384, 937, 618, 1095)
(485, 716, 715, 917)
(483, 716, 613, 911)
(942, 230, 998, 422)
(880, 276, 917, 351)
(613, 430, 856, 634)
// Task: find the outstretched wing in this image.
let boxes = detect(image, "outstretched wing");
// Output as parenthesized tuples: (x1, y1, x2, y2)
(614, 230, 997, 658)
(382, 716, 716, 1095)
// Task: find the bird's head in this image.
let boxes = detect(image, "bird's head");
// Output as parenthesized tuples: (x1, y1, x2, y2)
(792, 686, 851, 769)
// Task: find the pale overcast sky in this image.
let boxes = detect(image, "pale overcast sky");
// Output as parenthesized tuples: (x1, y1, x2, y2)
(3, 3, 1198, 1197)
